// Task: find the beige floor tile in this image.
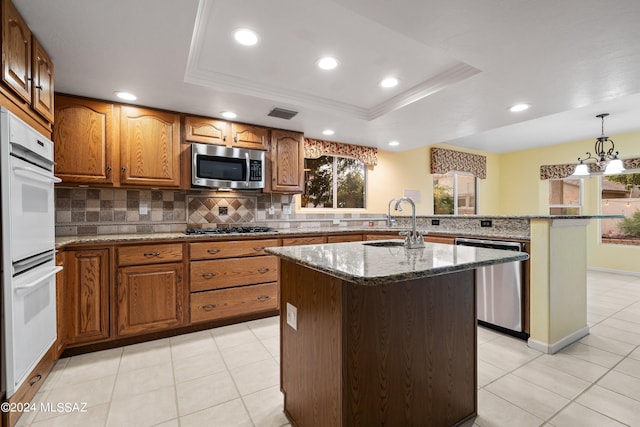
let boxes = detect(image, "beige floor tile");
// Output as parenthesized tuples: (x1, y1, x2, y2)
(38, 358, 69, 392)
(601, 317, 640, 336)
(560, 342, 624, 368)
(212, 323, 260, 349)
(615, 355, 640, 379)
(221, 340, 273, 370)
(598, 370, 640, 402)
(612, 309, 640, 325)
(151, 419, 179, 427)
(475, 389, 544, 427)
(261, 336, 280, 358)
(119, 339, 172, 372)
(243, 385, 288, 427)
(578, 333, 637, 356)
(477, 360, 508, 388)
(172, 349, 227, 383)
(14, 390, 50, 427)
(30, 403, 109, 427)
(485, 374, 569, 420)
(589, 323, 640, 346)
(512, 359, 591, 399)
(176, 371, 239, 416)
(629, 346, 640, 361)
(179, 398, 253, 427)
(112, 361, 174, 399)
(247, 316, 280, 341)
(550, 402, 626, 427)
(169, 329, 218, 360)
(534, 353, 608, 383)
(230, 358, 280, 396)
(106, 385, 177, 427)
(478, 339, 540, 372)
(56, 348, 121, 386)
(576, 385, 640, 426)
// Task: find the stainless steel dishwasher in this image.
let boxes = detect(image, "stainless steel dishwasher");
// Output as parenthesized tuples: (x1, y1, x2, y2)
(455, 238, 527, 339)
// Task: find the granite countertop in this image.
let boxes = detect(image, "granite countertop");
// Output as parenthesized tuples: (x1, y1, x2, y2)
(265, 240, 529, 286)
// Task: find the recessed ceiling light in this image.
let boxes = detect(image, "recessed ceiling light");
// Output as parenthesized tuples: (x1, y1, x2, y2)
(234, 28, 258, 46)
(322, 129, 335, 136)
(221, 111, 237, 119)
(388, 140, 400, 146)
(380, 77, 399, 88)
(317, 57, 338, 70)
(509, 103, 530, 112)
(115, 91, 136, 101)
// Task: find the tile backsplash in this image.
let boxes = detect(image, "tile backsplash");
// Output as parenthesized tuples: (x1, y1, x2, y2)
(55, 189, 387, 236)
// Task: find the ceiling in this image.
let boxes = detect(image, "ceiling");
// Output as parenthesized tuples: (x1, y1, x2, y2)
(14, 0, 640, 154)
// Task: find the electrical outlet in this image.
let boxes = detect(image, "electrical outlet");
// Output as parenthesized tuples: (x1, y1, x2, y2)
(268, 206, 275, 215)
(332, 219, 341, 225)
(431, 219, 440, 226)
(480, 220, 493, 227)
(286, 302, 298, 330)
(282, 204, 292, 215)
(139, 202, 148, 215)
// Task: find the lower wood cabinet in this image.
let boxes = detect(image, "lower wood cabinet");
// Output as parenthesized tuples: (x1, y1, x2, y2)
(117, 263, 185, 336)
(191, 282, 277, 323)
(64, 249, 110, 346)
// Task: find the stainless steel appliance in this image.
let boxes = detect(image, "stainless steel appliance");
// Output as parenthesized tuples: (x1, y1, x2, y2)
(1, 107, 61, 397)
(191, 143, 265, 190)
(455, 237, 527, 339)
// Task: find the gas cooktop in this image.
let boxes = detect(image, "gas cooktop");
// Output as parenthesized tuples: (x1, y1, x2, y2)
(185, 226, 276, 235)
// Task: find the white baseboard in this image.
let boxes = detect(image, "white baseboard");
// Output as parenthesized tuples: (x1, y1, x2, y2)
(528, 326, 590, 354)
(588, 267, 640, 277)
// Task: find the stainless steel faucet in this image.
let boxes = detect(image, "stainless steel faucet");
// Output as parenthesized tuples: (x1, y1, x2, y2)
(387, 198, 398, 227)
(394, 197, 425, 249)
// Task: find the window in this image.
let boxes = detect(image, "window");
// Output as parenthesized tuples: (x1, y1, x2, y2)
(433, 173, 477, 215)
(548, 178, 582, 215)
(600, 172, 640, 246)
(302, 155, 366, 208)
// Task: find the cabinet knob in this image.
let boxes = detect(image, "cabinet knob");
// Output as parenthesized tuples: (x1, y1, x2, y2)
(234, 135, 238, 143)
(35, 85, 43, 90)
(207, 249, 220, 254)
(223, 135, 227, 142)
(29, 373, 42, 386)
(257, 295, 270, 302)
(121, 167, 127, 173)
(202, 272, 217, 279)
(143, 252, 160, 257)
(106, 166, 112, 175)
(202, 303, 217, 311)
(257, 267, 270, 274)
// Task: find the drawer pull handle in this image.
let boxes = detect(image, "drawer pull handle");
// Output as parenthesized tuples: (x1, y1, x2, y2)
(202, 272, 217, 278)
(253, 246, 265, 251)
(144, 252, 160, 257)
(257, 295, 270, 302)
(29, 374, 42, 386)
(207, 249, 220, 254)
(202, 304, 217, 311)
(257, 267, 270, 274)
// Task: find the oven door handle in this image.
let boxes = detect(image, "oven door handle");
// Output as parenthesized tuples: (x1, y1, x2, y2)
(14, 266, 62, 294)
(13, 165, 62, 184)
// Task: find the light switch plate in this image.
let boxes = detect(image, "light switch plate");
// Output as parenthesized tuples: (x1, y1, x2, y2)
(286, 302, 298, 330)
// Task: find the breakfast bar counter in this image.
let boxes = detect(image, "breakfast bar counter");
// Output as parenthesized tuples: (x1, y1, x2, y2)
(266, 241, 528, 427)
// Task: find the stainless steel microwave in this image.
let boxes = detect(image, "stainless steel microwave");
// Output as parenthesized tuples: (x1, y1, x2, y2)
(191, 143, 265, 189)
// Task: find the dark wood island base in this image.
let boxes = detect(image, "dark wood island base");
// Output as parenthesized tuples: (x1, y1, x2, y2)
(280, 259, 477, 427)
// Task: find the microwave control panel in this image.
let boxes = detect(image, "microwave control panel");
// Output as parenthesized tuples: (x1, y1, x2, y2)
(249, 160, 262, 181)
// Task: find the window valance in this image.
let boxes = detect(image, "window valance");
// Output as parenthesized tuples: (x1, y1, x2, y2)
(540, 157, 640, 179)
(430, 147, 486, 179)
(304, 138, 378, 166)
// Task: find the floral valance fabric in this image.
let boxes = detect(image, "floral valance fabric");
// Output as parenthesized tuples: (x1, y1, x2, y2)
(430, 147, 486, 179)
(540, 157, 640, 179)
(304, 138, 378, 166)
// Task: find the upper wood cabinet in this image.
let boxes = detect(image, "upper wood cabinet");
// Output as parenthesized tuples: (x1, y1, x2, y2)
(184, 115, 269, 149)
(53, 95, 117, 184)
(120, 106, 181, 187)
(31, 37, 54, 122)
(1, 0, 31, 103)
(265, 129, 304, 193)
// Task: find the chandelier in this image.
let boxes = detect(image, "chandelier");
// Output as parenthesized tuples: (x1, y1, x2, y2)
(572, 113, 625, 176)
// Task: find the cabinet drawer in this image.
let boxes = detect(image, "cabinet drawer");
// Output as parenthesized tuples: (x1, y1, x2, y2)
(191, 256, 278, 292)
(191, 282, 278, 323)
(118, 243, 183, 266)
(190, 239, 279, 260)
(281, 236, 326, 246)
(327, 234, 363, 243)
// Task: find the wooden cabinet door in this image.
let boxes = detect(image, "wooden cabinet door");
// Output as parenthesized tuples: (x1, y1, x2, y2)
(2, 0, 32, 103)
(65, 249, 110, 345)
(266, 129, 304, 193)
(231, 123, 268, 149)
(184, 115, 229, 145)
(120, 106, 180, 187)
(53, 96, 118, 184)
(31, 37, 54, 123)
(117, 263, 185, 336)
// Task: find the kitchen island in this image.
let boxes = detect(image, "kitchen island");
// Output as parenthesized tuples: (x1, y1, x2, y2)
(266, 240, 529, 427)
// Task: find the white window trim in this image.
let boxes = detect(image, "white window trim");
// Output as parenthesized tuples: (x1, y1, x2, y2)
(301, 155, 367, 210)
(548, 178, 583, 214)
(434, 172, 478, 215)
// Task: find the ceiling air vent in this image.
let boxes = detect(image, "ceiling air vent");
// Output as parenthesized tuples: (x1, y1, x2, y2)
(268, 107, 298, 120)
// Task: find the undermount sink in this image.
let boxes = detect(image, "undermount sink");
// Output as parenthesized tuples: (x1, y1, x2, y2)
(362, 241, 405, 248)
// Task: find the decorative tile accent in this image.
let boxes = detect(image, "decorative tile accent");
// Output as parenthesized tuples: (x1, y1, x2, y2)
(187, 196, 256, 226)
